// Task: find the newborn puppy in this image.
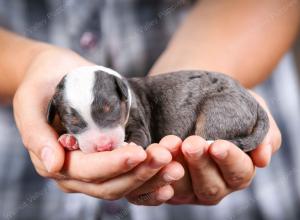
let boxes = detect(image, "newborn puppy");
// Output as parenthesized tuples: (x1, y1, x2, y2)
(47, 66, 269, 153)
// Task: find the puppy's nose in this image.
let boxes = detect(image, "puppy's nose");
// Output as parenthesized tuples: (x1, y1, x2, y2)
(95, 137, 114, 152)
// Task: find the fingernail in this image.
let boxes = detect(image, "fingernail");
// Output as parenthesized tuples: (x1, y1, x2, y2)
(211, 145, 228, 160)
(264, 144, 272, 164)
(126, 151, 146, 167)
(127, 156, 143, 167)
(163, 174, 177, 182)
(156, 192, 172, 201)
(185, 143, 203, 157)
(126, 158, 139, 167)
(156, 187, 173, 201)
(149, 151, 171, 169)
(41, 147, 54, 172)
(149, 159, 164, 169)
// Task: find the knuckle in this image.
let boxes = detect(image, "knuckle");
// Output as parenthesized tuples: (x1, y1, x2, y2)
(195, 185, 223, 204)
(236, 180, 252, 190)
(134, 170, 151, 183)
(227, 171, 249, 188)
(235, 170, 254, 190)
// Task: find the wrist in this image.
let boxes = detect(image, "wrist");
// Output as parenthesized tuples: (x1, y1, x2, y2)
(23, 46, 93, 84)
(12, 46, 94, 107)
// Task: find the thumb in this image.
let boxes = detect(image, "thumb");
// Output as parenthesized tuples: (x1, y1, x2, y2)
(13, 89, 65, 173)
(27, 122, 65, 173)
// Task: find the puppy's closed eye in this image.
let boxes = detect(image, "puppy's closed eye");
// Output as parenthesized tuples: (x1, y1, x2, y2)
(103, 104, 111, 113)
(70, 116, 82, 126)
(101, 99, 118, 113)
(64, 107, 88, 134)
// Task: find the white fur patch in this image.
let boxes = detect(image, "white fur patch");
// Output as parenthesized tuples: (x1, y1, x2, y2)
(76, 126, 125, 153)
(64, 66, 95, 128)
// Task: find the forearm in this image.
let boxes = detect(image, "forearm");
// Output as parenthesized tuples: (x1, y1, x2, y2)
(150, 0, 300, 88)
(0, 28, 53, 99)
(0, 29, 91, 102)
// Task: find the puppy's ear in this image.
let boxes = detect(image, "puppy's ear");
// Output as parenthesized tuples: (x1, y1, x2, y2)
(47, 75, 66, 124)
(46, 96, 57, 124)
(114, 76, 131, 124)
(114, 77, 129, 101)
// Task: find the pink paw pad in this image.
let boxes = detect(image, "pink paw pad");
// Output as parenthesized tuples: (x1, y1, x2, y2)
(58, 134, 79, 151)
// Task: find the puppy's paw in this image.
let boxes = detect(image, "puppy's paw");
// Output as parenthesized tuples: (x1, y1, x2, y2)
(58, 134, 79, 151)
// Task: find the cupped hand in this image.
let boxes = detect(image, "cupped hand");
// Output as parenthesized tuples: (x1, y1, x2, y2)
(13, 48, 174, 199)
(126, 91, 281, 205)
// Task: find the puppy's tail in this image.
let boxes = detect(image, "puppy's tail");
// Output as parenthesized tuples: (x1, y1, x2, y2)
(230, 104, 269, 152)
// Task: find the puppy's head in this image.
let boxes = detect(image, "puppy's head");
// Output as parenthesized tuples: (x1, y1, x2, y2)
(47, 66, 131, 153)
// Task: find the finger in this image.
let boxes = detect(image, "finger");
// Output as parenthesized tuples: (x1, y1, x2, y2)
(56, 179, 111, 199)
(250, 112, 281, 167)
(127, 161, 184, 198)
(155, 185, 175, 202)
(248, 91, 282, 167)
(159, 135, 182, 156)
(128, 185, 174, 206)
(209, 140, 255, 190)
(30, 151, 68, 180)
(57, 144, 172, 200)
(250, 142, 272, 168)
(159, 135, 195, 202)
(259, 96, 282, 153)
(62, 143, 147, 182)
(13, 87, 65, 173)
(96, 144, 172, 198)
(181, 136, 229, 205)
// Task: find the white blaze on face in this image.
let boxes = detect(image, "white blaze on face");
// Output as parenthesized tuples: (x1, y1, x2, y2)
(63, 66, 126, 153)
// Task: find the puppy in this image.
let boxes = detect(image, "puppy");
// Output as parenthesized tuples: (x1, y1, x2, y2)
(47, 66, 269, 153)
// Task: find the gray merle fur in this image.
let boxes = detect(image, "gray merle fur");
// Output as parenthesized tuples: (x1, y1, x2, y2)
(126, 70, 269, 152)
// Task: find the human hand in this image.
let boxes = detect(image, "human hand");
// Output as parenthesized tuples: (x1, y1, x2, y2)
(126, 91, 281, 205)
(13, 48, 174, 199)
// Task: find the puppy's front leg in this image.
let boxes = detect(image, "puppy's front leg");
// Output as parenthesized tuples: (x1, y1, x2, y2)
(126, 126, 151, 149)
(124, 105, 152, 148)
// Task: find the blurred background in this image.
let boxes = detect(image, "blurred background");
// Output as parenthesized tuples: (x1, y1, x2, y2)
(0, 0, 300, 220)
